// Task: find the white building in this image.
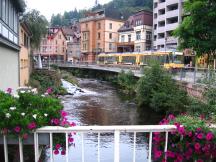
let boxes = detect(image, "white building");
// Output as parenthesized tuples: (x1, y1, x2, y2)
(153, 0, 183, 51)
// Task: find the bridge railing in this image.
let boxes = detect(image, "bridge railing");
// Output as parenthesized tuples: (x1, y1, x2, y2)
(2, 125, 177, 162)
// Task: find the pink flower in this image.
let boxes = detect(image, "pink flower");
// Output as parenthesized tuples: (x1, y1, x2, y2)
(6, 88, 12, 94)
(168, 114, 175, 120)
(206, 132, 214, 141)
(188, 131, 193, 137)
(46, 87, 52, 94)
(14, 126, 21, 133)
(54, 149, 59, 155)
(68, 137, 74, 143)
(27, 122, 37, 130)
(70, 122, 76, 127)
(196, 128, 202, 132)
(61, 110, 68, 117)
(197, 159, 204, 162)
(154, 150, 162, 159)
(197, 133, 203, 139)
(61, 150, 66, 155)
(194, 143, 201, 150)
(178, 126, 185, 135)
(55, 144, 61, 149)
(52, 118, 60, 125)
(166, 150, 175, 158)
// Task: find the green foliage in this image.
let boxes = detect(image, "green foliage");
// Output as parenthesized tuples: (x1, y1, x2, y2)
(29, 70, 67, 95)
(117, 70, 137, 94)
(174, 0, 216, 58)
(23, 10, 48, 49)
(0, 91, 62, 136)
(50, 0, 152, 26)
(136, 63, 188, 114)
(61, 70, 79, 85)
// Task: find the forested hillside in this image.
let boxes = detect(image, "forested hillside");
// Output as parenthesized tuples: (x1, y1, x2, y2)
(50, 0, 153, 26)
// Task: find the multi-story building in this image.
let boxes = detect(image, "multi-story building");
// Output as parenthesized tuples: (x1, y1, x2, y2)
(80, 10, 124, 63)
(19, 21, 32, 86)
(62, 21, 81, 62)
(153, 0, 183, 51)
(34, 27, 67, 64)
(117, 10, 153, 53)
(0, 0, 25, 91)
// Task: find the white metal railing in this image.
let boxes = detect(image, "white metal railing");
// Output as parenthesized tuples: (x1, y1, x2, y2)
(2, 125, 176, 162)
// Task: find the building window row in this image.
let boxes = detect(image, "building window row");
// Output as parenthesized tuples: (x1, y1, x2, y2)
(0, 0, 18, 34)
(136, 31, 141, 40)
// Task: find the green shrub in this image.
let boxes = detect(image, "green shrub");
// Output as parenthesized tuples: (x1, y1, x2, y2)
(136, 63, 188, 114)
(117, 70, 137, 94)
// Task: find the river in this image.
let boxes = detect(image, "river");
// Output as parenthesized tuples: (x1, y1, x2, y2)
(50, 78, 161, 162)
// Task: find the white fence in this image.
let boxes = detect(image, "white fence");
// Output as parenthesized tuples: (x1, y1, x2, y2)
(3, 125, 177, 162)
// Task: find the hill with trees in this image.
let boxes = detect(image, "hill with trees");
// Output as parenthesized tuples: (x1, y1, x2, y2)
(50, 0, 153, 26)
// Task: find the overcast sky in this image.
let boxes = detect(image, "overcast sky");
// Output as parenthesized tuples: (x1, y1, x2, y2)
(25, 0, 112, 21)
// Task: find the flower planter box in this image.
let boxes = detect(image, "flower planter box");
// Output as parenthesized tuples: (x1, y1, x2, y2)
(0, 133, 50, 145)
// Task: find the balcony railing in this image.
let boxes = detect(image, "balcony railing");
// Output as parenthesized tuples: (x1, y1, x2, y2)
(2, 125, 177, 162)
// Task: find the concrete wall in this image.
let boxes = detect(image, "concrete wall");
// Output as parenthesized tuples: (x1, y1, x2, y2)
(0, 46, 19, 91)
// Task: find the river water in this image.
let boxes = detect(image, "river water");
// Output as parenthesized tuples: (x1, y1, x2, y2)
(50, 79, 161, 162)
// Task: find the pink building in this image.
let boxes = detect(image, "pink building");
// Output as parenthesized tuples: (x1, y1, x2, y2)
(34, 27, 67, 63)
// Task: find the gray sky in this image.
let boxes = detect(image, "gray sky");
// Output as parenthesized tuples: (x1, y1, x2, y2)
(25, 0, 112, 20)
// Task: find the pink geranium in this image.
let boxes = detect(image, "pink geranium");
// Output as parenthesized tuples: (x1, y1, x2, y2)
(54, 149, 59, 155)
(206, 132, 214, 141)
(154, 150, 162, 159)
(60, 110, 68, 117)
(61, 150, 66, 155)
(68, 137, 74, 143)
(197, 133, 203, 139)
(52, 118, 60, 125)
(46, 87, 53, 94)
(194, 143, 201, 150)
(55, 144, 61, 149)
(28, 122, 37, 130)
(14, 126, 21, 133)
(6, 88, 12, 94)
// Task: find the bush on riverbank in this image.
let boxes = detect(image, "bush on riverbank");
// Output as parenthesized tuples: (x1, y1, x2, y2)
(117, 70, 137, 94)
(136, 63, 188, 114)
(29, 70, 67, 95)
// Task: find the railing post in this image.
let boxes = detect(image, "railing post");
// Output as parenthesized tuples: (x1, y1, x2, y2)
(114, 130, 120, 162)
(65, 133, 69, 162)
(19, 137, 24, 162)
(3, 135, 8, 162)
(81, 132, 85, 162)
(50, 133, 53, 162)
(164, 131, 169, 161)
(133, 132, 136, 162)
(148, 132, 152, 162)
(98, 133, 100, 162)
(34, 132, 39, 162)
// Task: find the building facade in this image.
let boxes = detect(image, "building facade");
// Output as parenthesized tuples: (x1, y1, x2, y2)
(62, 22, 81, 62)
(0, 0, 25, 91)
(80, 10, 124, 63)
(34, 27, 67, 64)
(153, 0, 183, 51)
(19, 22, 31, 86)
(117, 10, 153, 53)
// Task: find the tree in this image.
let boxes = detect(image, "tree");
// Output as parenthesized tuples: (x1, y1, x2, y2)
(174, 0, 216, 64)
(136, 63, 188, 114)
(23, 10, 48, 49)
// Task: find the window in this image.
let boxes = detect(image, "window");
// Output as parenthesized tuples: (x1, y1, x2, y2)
(98, 23, 101, 29)
(109, 33, 112, 39)
(121, 35, 125, 42)
(9, 0, 13, 29)
(146, 44, 151, 50)
(0, 0, 2, 18)
(2, 0, 6, 22)
(5, 0, 8, 24)
(146, 31, 152, 40)
(98, 32, 101, 39)
(24, 33, 28, 48)
(135, 46, 141, 52)
(109, 43, 112, 50)
(86, 23, 88, 28)
(56, 40, 58, 45)
(109, 23, 112, 29)
(58, 34, 61, 39)
(135, 20, 142, 26)
(136, 31, 141, 40)
(63, 47, 64, 52)
(128, 35, 131, 42)
(97, 43, 100, 48)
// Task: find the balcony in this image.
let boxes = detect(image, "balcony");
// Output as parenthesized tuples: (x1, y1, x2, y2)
(1, 125, 176, 162)
(117, 41, 134, 46)
(166, 0, 179, 6)
(166, 10, 179, 19)
(158, 2, 165, 10)
(157, 14, 166, 21)
(157, 26, 165, 33)
(166, 23, 179, 31)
